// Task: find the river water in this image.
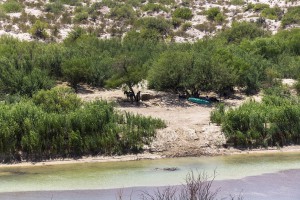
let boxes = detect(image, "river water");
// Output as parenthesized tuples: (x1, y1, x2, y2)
(0, 152, 300, 199)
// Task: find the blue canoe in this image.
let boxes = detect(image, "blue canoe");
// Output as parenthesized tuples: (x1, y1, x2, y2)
(188, 97, 211, 105)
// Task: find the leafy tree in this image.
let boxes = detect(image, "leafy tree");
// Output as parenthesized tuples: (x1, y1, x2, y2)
(0, 59, 53, 96)
(61, 57, 90, 90)
(148, 50, 194, 92)
(106, 31, 161, 101)
(0, 37, 54, 97)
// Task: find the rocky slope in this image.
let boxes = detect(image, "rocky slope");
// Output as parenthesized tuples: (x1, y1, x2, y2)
(0, 0, 299, 42)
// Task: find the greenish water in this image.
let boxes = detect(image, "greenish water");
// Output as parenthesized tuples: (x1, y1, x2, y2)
(0, 152, 300, 192)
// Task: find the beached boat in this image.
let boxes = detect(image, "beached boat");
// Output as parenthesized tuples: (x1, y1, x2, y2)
(188, 97, 211, 105)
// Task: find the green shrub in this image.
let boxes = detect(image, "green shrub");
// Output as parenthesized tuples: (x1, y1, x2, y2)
(73, 11, 88, 23)
(0, 41, 54, 97)
(216, 95, 300, 148)
(210, 103, 225, 125)
(294, 80, 300, 95)
(244, 3, 254, 11)
(0, 7, 7, 19)
(0, 96, 165, 162)
(230, 0, 245, 5)
(221, 21, 268, 43)
(172, 7, 193, 20)
(45, 2, 64, 14)
(50, 0, 79, 6)
(1, 0, 22, 13)
(32, 86, 81, 113)
(282, 6, 300, 27)
(29, 20, 49, 40)
(261, 6, 282, 20)
(181, 22, 192, 31)
(156, 0, 175, 5)
(127, 0, 142, 7)
(100, 0, 118, 8)
(136, 17, 172, 35)
(142, 3, 168, 12)
(88, 2, 101, 14)
(253, 3, 269, 12)
(205, 7, 225, 23)
(0, 65, 54, 96)
(61, 57, 90, 89)
(110, 4, 136, 21)
(171, 17, 183, 28)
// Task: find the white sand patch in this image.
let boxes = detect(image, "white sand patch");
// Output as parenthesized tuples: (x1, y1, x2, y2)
(100, 6, 110, 15)
(0, 30, 32, 41)
(186, 27, 206, 39)
(282, 79, 297, 87)
(25, 8, 43, 17)
(191, 15, 207, 25)
(7, 12, 21, 18)
(59, 29, 71, 40)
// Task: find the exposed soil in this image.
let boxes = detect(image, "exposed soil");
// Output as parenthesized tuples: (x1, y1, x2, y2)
(77, 85, 253, 157)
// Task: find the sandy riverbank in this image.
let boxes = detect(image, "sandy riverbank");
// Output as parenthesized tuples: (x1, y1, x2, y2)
(1, 145, 300, 168)
(1, 83, 300, 168)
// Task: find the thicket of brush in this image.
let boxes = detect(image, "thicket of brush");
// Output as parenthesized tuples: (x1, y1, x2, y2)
(211, 85, 300, 148)
(0, 87, 165, 163)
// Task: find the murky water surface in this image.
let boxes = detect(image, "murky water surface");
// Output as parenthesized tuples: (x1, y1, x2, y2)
(0, 152, 300, 192)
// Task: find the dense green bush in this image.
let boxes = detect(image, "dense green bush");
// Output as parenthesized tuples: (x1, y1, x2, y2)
(205, 7, 225, 23)
(50, 0, 80, 6)
(172, 7, 193, 20)
(1, 0, 22, 13)
(148, 50, 194, 92)
(253, 3, 269, 11)
(44, 2, 64, 14)
(282, 6, 300, 27)
(149, 0, 175, 5)
(211, 93, 300, 147)
(230, 0, 245, 5)
(0, 7, 7, 19)
(29, 20, 49, 40)
(110, 4, 136, 21)
(142, 3, 168, 12)
(73, 11, 89, 23)
(0, 88, 165, 162)
(221, 21, 269, 43)
(0, 38, 54, 96)
(32, 86, 81, 113)
(136, 17, 172, 35)
(261, 6, 282, 20)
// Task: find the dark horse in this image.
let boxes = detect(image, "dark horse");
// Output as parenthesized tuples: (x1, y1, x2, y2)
(124, 91, 141, 103)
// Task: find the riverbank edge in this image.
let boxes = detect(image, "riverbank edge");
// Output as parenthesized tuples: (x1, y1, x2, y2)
(1, 168, 300, 200)
(1, 145, 300, 168)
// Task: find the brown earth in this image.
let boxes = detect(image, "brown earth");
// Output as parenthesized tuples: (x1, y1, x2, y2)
(77, 84, 251, 157)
